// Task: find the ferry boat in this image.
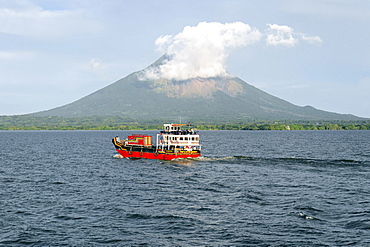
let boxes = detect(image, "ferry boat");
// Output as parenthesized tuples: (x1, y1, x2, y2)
(112, 123, 201, 160)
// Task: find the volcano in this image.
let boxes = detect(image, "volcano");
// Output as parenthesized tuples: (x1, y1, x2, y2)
(34, 56, 359, 121)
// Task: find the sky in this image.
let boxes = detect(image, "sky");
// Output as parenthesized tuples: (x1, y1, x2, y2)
(1, 0, 369, 118)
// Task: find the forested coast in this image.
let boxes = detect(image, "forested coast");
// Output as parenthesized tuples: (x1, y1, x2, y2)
(0, 116, 369, 130)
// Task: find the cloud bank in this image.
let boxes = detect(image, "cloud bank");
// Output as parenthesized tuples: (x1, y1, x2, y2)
(142, 22, 262, 80)
(0, 1, 101, 39)
(141, 22, 322, 80)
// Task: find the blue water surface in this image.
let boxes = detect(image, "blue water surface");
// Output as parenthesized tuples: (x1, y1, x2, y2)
(0, 130, 369, 246)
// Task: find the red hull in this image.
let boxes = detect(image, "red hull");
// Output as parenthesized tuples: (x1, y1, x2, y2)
(116, 149, 200, 161)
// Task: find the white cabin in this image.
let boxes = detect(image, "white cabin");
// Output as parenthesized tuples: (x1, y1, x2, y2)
(156, 124, 201, 151)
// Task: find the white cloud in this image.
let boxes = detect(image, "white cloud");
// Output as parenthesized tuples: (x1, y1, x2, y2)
(0, 51, 18, 60)
(155, 35, 173, 53)
(142, 21, 262, 80)
(141, 22, 323, 81)
(266, 24, 323, 46)
(301, 34, 323, 45)
(266, 24, 298, 46)
(89, 58, 103, 70)
(0, 50, 35, 61)
(0, 0, 102, 39)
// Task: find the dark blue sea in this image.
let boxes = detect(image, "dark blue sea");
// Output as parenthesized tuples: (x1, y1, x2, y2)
(1, 130, 370, 246)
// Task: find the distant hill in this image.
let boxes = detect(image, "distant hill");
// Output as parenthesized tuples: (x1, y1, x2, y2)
(33, 56, 361, 121)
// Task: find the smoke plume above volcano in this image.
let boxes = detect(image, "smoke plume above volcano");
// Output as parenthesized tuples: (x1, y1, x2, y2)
(142, 22, 262, 80)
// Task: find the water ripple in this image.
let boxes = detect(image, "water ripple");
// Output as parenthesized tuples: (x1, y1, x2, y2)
(0, 130, 369, 246)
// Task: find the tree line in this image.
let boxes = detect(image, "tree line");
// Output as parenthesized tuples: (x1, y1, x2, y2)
(0, 115, 369, 130)
(196, 123, 370, 130)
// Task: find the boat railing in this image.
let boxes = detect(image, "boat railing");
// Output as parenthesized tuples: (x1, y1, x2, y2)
(160, 130, 198, 135)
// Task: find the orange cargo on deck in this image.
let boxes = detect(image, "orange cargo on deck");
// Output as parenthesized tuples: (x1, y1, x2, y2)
(127, 135, 152, 146)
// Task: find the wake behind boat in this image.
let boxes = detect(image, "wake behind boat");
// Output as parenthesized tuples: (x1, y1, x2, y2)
(112, 123, 201, 160)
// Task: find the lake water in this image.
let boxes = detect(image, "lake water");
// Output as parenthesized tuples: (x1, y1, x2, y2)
(1, 130, 369, 246)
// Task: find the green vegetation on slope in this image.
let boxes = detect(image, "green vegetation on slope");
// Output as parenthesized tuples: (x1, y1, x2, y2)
(32, 69, 362, 121)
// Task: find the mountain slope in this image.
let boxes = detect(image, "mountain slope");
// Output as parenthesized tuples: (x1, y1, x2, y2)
(34, 58, 360, 121)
